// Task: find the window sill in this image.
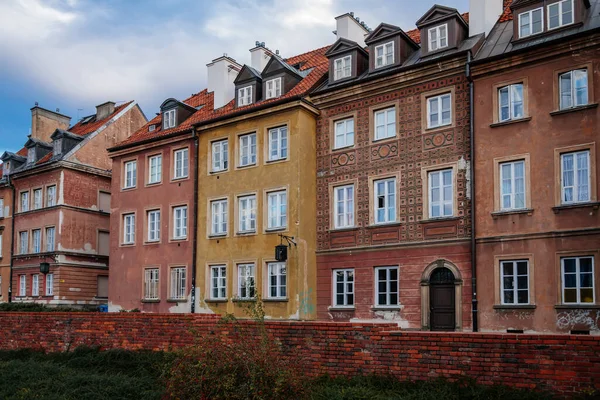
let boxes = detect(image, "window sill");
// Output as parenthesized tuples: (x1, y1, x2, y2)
(371, 306, 401, 311)
(141, 299, 160, 303)
(170, 237, 188, 242)
(209, 170, 228, 175)
(205, 299, 228, 303)
(419, 216, 460, 224)
(208, 234, 227, 239)
(490, 116, 532, 128)
(167, 298, 187, 303)
(236, 163, 257, 169)
(328, 306, 355, 311)
(144, 241, 161, 245)
(265, 158, 288, 165)
(121, 187, 136, 191)
(552, 202, 600, 214)
(493, 304, 536, 310)
(331, 145, 355, 153)
(171, 176, 189, 182)
(372, 136, 397, 144)
(329, 226, 360, 233)
(263, 298, 288, 303)
(424, 122, 452, 133)
(120, 243, 135, 247)
(232, 298, 256, 303)
(555, 304, 600, 310)
(145, 182, 162, 187)
(491, 208, 534, 219)
(366, 222, 402, 229)
(236, 231, 257, 236)
(265, 227, 286, 233)
(550, 103, 598, 117)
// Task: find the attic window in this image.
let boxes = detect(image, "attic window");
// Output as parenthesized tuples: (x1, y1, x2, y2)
(334, 55, 351, 81)
(519, 7, 543, 38)
(548, 0, 573, 30)
(163, 109, 176, 129)
(266, 78, 282, 99)
(148, 124, 156, 132)
(53, 139, 62, 156)
(429, 24, 448, 52)
(375, 42, 394, 68)
(2, 162, 9, 176)
(238, 86, 253, 107)
(27, 148, 35, 164)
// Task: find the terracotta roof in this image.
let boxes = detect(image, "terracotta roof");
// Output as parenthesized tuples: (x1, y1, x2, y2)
(37, 152, 53, 164)
(69, 101, 133, 136)
(499, 0, 515, 22)
(16, 147, 28, 157)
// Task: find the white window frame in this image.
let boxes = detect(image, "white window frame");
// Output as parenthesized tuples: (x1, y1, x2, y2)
(374, 107, 396, 140)
(334, 185, 354, 229)
(519, 7, 544, 38)
(374, 178, 396, 224)
(148, 154, 162, 184)
(561, 150, 591, 204)
(238, 86, 253, 107)
(374, 41, 394, 68)
(0, 198, 3, 218)
(500, 260, 530, 305)
(210, 265, 227, 300)
(19, 275, 26, 296)
(268, 126, 288, 161)
(163, 109, 176, 129)
(500, 160, 526, 211)
(124, 160, 137, 189)
(267, 262, 287, 299)
(267, 190, 287, 230)
(144, 268, 159, 300)
(19, 231, 28, 254)
(498, 84, 524, 122)
(32, 274, 39, 296)
(123, 214, 135, 244)
(427, 93, 452, 129)
(0, 233, 2, 257)
(265, 77, 282, 99)
(548, 0, 574, 31)
(237, 263, 255, 299)
(173, 148, 189, 179)
(33, 188, 42, 209)
(46, 185, 56, 207)
(561, 256, 595, 305)
(45, 227, 55, 252)
(428, 169, 454, 219)
(238, 195, 256, 233)
(333, 55, 351, 81)
(333, 269, 354, 307)
(147, 210, 160, 242)
(559, 69, 588, 110)
(32, 229, 41, 253)
(210, 199, 228, 236)
(239, 133, 257, 167)
(334, 118, 354, 149)
(20, 191, 29, 212)
(375, 266, 399, 307)
(428, 24, 448, 52)
(45, 273, 54, 296)
(170, 267, 186, 300)
(211, 139, 228, 172)
(173, 206, 188, 239)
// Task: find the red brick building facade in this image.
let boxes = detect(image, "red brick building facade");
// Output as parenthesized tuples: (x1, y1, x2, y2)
(310, 8, 483, 330)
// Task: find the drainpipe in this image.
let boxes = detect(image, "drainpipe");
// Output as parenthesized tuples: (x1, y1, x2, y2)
(190, 130, 199, 313)
(466, 51, 478, 332)
(7, 176, 15, 303)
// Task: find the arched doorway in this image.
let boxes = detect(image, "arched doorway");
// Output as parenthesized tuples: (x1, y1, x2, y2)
(420, 260, 463, 331)
(429, 267, 456, 331)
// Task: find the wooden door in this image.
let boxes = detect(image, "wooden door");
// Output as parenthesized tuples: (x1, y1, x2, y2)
(429, 267, 456, 331)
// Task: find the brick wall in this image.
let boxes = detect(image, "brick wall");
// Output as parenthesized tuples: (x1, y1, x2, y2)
(0, 313, 598, 397)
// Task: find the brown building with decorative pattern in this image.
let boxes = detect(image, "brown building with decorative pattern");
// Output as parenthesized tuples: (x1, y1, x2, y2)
(310, 7, 485, 331)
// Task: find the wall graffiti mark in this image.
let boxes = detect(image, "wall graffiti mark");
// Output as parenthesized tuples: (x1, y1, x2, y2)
(556, 309, 600, 331)
(298, 288, 315, 316)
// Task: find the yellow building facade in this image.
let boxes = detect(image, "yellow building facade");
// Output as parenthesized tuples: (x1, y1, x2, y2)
(195, 101, 318, 320)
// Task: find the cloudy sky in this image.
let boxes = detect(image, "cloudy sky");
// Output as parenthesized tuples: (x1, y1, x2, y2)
(0, 0, 468, 153)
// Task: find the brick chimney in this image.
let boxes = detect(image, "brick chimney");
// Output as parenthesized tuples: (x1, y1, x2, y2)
(250, 42, 273, 73)
(30, 105, 71, 143)
(96, 101, 116, 121)
(469, 0, 504, 37)
(207, 55, 242, 110)
(334, 12, 369, 47)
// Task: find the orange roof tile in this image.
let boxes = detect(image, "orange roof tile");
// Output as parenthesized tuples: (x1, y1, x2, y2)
(69, 101, 134, 136)
(36, 152, 53, 164)
(499, 0, 515, 22)
(16, 147, 28, 157)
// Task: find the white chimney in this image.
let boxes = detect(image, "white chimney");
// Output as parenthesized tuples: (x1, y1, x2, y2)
(207, 55, 242, 110)
(250, 42, 272, 73)
(335, 12, 369, 47)
(469, 0, 504, 37)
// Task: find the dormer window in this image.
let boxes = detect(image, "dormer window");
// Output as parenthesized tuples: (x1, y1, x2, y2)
(2, 162, 9, 176)
(27, 148, 35, 164)
(519, 7, 543, 38)
(53, 139, 62, 156)
(148, 125, 156, 132)
(548, 0, 573, 30)
(238, 86, 252, 106)
(334, 55, 351, 81)
(265, 78, 282, 99)
(429, 24, 448, 52)
(375, 42, 394, 68)
(163, 109, 176, 129)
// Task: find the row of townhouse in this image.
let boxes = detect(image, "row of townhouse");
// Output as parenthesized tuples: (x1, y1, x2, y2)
(0, 102, 147, 306)
(107, 0, 600, 333)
